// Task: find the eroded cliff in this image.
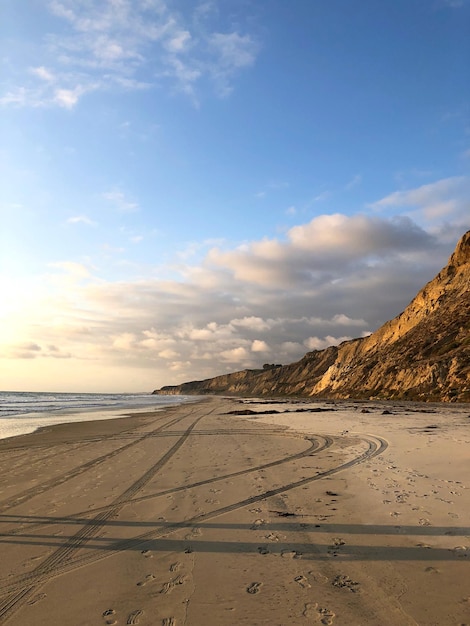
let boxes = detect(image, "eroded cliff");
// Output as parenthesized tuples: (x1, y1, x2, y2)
(154, 231, 470, 402)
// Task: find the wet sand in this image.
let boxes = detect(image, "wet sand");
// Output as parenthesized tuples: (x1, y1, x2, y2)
(0, 396, 468, 625)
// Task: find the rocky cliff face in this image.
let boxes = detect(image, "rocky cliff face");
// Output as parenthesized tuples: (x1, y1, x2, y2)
(154, 231, 470, 402)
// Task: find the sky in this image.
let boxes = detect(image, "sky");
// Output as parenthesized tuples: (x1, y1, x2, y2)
(1, 0, 469, 393)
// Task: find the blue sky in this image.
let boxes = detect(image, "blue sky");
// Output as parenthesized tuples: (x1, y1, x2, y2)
(1, 0, 469, 392)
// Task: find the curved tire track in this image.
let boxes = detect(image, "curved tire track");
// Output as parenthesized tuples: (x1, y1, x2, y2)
(0, 408, 212, 623)
(0, 432, 387, 624)
(0, 410, 197, 513)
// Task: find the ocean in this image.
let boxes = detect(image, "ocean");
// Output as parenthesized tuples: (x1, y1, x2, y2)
(0, 391, 196, 441)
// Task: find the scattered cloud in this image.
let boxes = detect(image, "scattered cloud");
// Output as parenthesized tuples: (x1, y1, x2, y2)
(440, 0, 469, 7)
(1, 178, 467, 390)
(345, 174, 362, 190)
(102, 190, 139, 212)
(304, 335, 353, 351)
(67, 214, 97, 225)
(312, 191, 330, 202)
(255, 181, 290, 199)
(1, 0, 261, 108)
(370, 176, 470, 236)
(7, 342, 72, 359)
(30, 66, 55, 81)
(251, 339, 270, 352)
(208, 31, 260, 96)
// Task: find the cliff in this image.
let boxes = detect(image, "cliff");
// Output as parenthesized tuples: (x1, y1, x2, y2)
(154, 230, 470, 402)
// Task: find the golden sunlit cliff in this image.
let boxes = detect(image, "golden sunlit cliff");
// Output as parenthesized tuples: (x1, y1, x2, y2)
(154, 230, 470, 402)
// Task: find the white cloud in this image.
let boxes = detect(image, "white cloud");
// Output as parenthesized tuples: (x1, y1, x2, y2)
(345, 174, 362, 190)
(207, 212, 434, 287)
(165, 30, 191, 53)
(304, 335, 353, 351)
(220, 346, 250, 362)
(231, 316, 273, 332)
(157, 348, 179, 359)
(371, 177, 465, 208)
(67, 215, 97, 225)
(0, 88, 29, 107)
(31, 66, 55, 81)
(1, 179, 468, 391)
(209, 32, 258, 69)
(54, 85, 86, 107)
(112, 332, 137, 350)
(103, 190, 139, 212)
(370, 176, 470, 237)
(251, 339, 270, 353)
(1, 0, 260, 108)
(49, 260, 91, 278)
(331, 314, 367, 326)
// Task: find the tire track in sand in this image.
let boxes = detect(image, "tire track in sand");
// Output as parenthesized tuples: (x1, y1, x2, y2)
(0, 408, 212, 623)
(0, 433, 387, 624)
(0, 410, 196, 513)
(1, 431, 329, 536)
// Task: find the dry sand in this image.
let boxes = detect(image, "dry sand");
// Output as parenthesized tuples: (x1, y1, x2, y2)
(0, 396, 468, 625)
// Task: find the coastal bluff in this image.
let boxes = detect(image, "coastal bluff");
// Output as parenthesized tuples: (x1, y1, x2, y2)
(154, 230, 470, 402)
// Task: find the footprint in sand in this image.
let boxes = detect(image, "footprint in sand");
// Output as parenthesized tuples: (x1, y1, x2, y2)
(141, 549, 153, 558)
(162, 618, 175, 626)
(160, 575, 187, 594)
(169, 562, 181, 572)
(250, 518, 266, 530)
(185, 527, 202, 540)
(246, 582, 263, 594)
(265, 532, 282, 542)
(303, 602, 335, 624)
(308, 571, 329, 585)
(102, 609, 117, 626)
(137, 574, 156, 587)
(281, 550, 303, 559)
(27, 593, 47, 606)
(294, 575, 311, 589)
(452, 546, 469, 558)
(127, 609, 143, 625)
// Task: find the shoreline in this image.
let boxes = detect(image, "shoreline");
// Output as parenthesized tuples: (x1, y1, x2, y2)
(0, 396, 468, 625)
(0, 395, 201, 442)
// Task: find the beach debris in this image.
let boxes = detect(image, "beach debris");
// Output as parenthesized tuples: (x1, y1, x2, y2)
(246, 582, 263, 594)
(332, 574, 360, 592)
(268, 509, 298, 517)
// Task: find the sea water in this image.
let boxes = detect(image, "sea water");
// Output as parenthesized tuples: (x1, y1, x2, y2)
(0, 391, 196, 441)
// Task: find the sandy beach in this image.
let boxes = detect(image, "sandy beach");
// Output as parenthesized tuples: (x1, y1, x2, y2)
(0, 397, 468, 626)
